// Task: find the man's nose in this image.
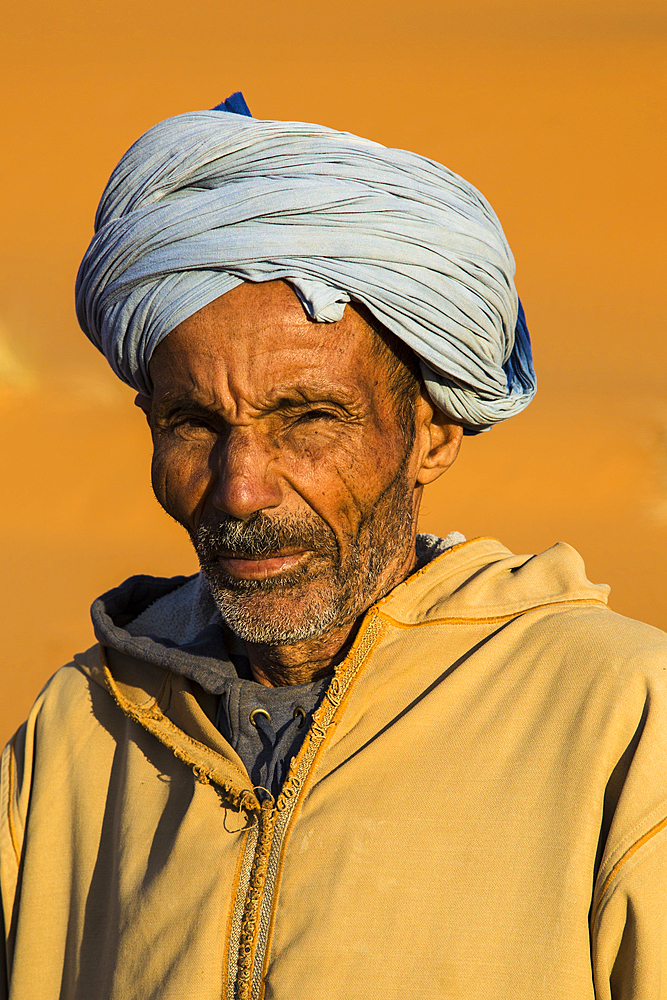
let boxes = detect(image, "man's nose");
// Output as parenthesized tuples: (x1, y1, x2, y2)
(209, 428, 283, 521)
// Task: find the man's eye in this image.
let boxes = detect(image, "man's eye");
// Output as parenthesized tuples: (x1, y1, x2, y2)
(298, 409, 337, 423)
(171, 415, 214, 432)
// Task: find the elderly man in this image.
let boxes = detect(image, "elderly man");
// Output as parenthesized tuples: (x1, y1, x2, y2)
(2, 94, 667, 1000)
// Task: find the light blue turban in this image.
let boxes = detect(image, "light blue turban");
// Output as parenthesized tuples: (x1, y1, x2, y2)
(76, 94, 535, 432)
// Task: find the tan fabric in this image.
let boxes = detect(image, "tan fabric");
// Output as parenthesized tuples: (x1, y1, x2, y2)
(2, 537, 667, 999)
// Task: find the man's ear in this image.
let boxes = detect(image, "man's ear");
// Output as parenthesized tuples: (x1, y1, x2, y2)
(134, 393, 152, 424)
(415, 396, 463, 486)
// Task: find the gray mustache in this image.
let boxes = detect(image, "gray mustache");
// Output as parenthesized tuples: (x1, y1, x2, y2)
(192, 513, 337, 561)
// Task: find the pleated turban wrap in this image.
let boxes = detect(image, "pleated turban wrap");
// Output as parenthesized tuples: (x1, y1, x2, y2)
(76, 96, 536, 432)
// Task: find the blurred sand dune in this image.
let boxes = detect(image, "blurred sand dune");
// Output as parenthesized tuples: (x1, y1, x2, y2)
(0, 324, 35, 396)
(1, 0, 665, 743)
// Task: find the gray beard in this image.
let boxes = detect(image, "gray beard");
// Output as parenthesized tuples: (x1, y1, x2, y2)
(204, 567, 344, 645)
(191, 462, 415, 646)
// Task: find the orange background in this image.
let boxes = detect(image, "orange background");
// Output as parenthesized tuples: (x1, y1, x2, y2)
(1, 0, 665, 745)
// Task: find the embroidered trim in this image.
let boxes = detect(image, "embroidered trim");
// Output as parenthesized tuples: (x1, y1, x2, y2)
(230, 612, 386, 1000)
(235, 800, 277, 1000)
(225, 826, 259, 1000)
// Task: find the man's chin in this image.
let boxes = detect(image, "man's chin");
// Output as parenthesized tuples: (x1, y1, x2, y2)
(203, 575, 343, 645)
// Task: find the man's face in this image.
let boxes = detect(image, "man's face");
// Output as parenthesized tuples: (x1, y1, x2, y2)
(143, 281, 442, 645)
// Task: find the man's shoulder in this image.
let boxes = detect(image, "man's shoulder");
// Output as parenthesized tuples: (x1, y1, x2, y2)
(4, 640, 170, 761)
(380, 536, 667, 676)
(20, 652, 100, 724)
(520, 601, 667, 687)
(1, 651, 108, 857)
(4, 649, 108, 756)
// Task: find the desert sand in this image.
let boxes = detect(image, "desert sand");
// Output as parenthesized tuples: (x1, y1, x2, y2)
(1, 0, 665, 744)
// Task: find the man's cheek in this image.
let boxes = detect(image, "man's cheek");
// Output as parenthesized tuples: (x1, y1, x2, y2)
(333, 448, 403, 508)
(151, 449, 211, 525)
(296, 431, 387, 487)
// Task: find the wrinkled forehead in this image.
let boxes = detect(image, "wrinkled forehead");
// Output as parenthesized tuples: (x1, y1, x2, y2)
(146, 281, 393, 408)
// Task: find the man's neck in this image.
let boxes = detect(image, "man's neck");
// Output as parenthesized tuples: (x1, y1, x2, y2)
(244, 621, 363, 687)
(244, 542, 419, 687)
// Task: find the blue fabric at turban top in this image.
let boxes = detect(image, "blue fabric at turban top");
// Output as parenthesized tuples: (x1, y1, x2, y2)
(76, 94, 536, 432)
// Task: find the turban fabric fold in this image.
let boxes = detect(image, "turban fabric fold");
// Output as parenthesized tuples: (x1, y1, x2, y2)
(76, 98, 536, 432)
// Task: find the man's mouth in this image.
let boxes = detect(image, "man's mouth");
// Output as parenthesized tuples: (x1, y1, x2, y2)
(216, 549, 309, 581)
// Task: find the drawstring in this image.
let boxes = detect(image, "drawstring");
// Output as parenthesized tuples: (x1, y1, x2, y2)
(251, 710, 307, 797)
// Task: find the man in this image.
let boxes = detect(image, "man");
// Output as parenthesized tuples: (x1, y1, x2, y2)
(2, 94, 666, 1000)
